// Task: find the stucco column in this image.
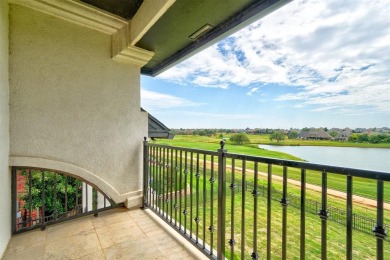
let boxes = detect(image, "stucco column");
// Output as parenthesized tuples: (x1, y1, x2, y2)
(82, 183, 93, 213)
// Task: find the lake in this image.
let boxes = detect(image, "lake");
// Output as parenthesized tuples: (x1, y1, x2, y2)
(258, 145, 390, 172)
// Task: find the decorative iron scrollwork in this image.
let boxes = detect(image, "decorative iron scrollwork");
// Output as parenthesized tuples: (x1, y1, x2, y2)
(373, 226, 387, 240)
(318, 209, 329, 220)
(251, 252, 259, 260)
(280, 198, 289, 207)
(209, 226, 214, 233)
(252, 189, 260, 197)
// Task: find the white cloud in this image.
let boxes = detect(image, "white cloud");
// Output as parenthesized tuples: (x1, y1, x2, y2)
(157, 0, 390, 115)
(246, 87, 259, 96)
(141, 89, 203, 109)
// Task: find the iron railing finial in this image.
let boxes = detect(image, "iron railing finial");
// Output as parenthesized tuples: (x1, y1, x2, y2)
(220, 140, 225, 150)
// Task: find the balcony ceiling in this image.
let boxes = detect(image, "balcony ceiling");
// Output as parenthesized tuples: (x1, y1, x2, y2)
(80, 0, 290, 76)
(81, 0, 144, 20)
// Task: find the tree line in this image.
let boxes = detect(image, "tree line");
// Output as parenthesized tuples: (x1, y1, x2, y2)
(171, 129, 390, 144)
(348, 133, 390, 143)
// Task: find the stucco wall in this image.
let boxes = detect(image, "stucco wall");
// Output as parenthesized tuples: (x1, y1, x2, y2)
(9, 5, 148, 204)
(0, 0, 11, 257)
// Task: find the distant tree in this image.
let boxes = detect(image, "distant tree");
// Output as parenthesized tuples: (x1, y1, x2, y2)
(270, 131, 285, 142)
(368, 134, 390, 143)
(204, 129, 216, 136)
(358, 133, 369, 143)
(324, 127, 329, 132)
(288, 131, 299, 140)
(348, 133, 390, 143)
(302, 127, 310, 131)
(230, 133, 250, 145)
(348, 133, 359, 142)
(384, 135, 390, 143)
(369, 134, 381, 144)
(329, 131, 338, 138)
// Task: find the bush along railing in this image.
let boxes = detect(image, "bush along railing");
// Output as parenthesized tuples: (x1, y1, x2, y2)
(142, 139, 389, 260)
(12, 167, 119, 234)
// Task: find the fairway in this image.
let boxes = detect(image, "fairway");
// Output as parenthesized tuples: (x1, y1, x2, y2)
(145, 145, 390, 259)
(156, 135, 303, 160)
(156, 135, 390, 202)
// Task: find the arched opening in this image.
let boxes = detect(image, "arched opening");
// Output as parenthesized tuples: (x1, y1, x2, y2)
(12, 167, 121, 234)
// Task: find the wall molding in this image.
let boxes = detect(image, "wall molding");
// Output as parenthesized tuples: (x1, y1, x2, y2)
(113, 45, 154, 66)
(8, 0, 155, 67)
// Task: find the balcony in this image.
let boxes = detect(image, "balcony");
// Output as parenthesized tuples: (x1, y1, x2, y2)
(3, 207, 207, 259)
(5, 141, 389, 259)
(3, 0, 389, 259)
(142, 141, 389, 259)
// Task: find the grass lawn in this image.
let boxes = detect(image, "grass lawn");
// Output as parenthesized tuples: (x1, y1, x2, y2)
(156, 135, 302, 160)
(148, 136, 390, 258)
(154, 135, 390, 202)
(147, 159, 390, 259)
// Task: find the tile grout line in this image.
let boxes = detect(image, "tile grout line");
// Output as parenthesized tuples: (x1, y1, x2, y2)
(43, 225, 48, 259)
(127, 209, 170, 258)
(138, 209, 206, 259)
(91, 215, 107, 260)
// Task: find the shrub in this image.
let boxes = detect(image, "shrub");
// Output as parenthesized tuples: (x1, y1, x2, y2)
(230, 133, 250, 145)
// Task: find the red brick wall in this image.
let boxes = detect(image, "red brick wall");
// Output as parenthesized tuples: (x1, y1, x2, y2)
(16, 170, 40, 228)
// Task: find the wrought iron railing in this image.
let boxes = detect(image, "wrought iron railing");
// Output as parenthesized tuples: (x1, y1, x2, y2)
(242, 179, 388, 235)
(12, 167, 119, 234)
(142, 140, 389, 260)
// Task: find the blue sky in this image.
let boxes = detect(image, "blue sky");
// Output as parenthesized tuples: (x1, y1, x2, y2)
(141, 0, 390, 129)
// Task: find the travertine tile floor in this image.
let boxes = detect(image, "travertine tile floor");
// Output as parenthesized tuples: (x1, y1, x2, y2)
(2, 207, 208, 260)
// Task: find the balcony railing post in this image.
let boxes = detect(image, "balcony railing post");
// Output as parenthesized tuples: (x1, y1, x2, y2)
(346, 175, 353, 260)
(319, 170, 329, 260)
(141, 137, 149, 209)
(217, 140, 227, 260)
(373, 180, 387, 260)
(280, 166, 289, 260)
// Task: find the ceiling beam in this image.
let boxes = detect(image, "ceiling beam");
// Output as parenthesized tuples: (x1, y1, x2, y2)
(8, 0, 128, 34)
(8, 0, 155, 67)
(129, 0, 175, 46)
